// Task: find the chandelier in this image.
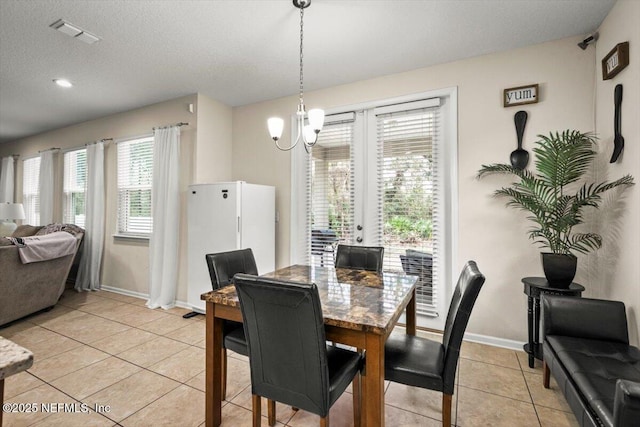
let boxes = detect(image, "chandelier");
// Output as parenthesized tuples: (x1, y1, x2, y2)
(267, 0, 324, 152)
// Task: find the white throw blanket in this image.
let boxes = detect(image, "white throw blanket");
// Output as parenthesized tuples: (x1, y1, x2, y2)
(8, 231, 77, 264)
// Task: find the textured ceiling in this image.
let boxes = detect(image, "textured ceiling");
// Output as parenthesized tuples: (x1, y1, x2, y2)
(0, 0, 615, 143)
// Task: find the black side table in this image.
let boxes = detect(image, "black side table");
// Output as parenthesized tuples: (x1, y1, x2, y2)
(522, 277, 585, 368)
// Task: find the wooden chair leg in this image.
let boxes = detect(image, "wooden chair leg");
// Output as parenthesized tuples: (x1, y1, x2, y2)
(352, 374, 361, 427)
(320, 414, 330, 427)
(252, 394, 262, 427)
(543, 360, 550, 389)
(442, 393, 452, 427)
(267, 399, 276, 426)
(222, 348, 227, 400)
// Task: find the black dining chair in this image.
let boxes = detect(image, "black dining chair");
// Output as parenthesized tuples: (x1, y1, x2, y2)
(384, 260, 485, 427)
(234, 273, 363, 427)
(334, 244, 384, 273)
(205, 248, 258, 400)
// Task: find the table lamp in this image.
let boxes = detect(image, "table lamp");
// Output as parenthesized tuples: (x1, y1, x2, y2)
(0, 202, 26, 237)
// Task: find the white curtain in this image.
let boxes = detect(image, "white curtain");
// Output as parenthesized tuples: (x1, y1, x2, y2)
(0, 156, 14, 202)
(147, 126, 181, 309)
(76, 142, 105, 291)
(38, 150, 55, 225)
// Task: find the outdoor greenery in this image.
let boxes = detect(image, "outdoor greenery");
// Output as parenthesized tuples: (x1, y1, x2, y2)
(478, 130, 634, 255)
(325, 161, 351, 239)
(383, 153, 433, 243)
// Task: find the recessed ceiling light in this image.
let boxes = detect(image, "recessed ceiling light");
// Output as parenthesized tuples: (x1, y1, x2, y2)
(53, 79, 73, 88)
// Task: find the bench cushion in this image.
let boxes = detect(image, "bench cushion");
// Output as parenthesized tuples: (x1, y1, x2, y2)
(547, 335, 640, 426)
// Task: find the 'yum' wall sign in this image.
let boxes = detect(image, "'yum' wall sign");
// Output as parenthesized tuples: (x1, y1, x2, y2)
(503, 84, 539, 107)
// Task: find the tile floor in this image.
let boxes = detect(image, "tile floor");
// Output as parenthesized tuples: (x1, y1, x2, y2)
(1, 289, 578, 427)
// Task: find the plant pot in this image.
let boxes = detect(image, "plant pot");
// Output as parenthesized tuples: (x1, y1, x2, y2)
(541, 253, 577, 288)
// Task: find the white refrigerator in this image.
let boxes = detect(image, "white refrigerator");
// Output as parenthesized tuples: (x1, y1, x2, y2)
(187, 182, 275, 313)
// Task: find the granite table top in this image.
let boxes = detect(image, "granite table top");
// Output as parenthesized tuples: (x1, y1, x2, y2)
(201, 264, 417, 335)
(0, 337, 34, 380)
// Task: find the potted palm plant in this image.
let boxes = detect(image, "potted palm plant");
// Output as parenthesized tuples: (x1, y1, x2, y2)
(478, 130, 634, 287)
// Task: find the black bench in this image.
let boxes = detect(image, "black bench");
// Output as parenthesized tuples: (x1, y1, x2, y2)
(542, 295, 640, 427)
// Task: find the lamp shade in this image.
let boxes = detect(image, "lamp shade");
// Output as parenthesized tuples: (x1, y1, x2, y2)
(0, 203, 25, 220)
(268, 117, 285, 141)
(307, 108, 325, 131)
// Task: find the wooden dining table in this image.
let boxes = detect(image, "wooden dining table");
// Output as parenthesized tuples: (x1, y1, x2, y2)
(202, 264, 418, 427)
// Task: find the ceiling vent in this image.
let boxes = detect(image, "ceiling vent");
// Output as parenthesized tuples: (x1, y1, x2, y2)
(50, 19, 101, 44)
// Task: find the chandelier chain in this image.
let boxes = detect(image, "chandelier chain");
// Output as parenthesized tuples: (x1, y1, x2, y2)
(299, 5, 304, 105)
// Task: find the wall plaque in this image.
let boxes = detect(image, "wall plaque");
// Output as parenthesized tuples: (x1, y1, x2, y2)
(504, 84, 539, 107)
(602, 42, 629, 80)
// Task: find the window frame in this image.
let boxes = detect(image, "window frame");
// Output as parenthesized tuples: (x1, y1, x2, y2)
(22, 156, 41, 226)
(62, 147, 87, 227)
(115, 135, 154, 239)
(291, 87, 458, 329)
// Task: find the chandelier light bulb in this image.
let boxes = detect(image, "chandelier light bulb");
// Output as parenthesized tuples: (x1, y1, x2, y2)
(268, 117, 285, 141)
(308, 109, 325, 132)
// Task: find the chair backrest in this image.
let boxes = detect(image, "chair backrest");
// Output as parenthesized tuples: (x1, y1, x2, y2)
(205, 249, 258, 290)
(334, 244, 384, 273)
(441, 261, 485, 393)
(399, 250, 433, 276)
(234, 273, 331, 417)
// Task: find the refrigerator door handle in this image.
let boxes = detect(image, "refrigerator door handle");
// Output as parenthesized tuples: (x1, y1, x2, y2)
(238, 216, 240, 233)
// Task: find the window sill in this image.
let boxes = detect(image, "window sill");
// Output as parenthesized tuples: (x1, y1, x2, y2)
(113, 234, 150, 242)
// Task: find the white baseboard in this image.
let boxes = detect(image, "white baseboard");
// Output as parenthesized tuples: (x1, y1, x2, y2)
(463, 332, 525, 352)
(100, 285, 193, 311)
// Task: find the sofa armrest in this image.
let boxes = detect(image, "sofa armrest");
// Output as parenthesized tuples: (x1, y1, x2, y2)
(542, 295, 629, 344)
(614, 379, 640, 427)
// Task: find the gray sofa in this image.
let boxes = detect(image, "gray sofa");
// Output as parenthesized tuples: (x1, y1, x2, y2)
(0, 224, 84, 326)
(542, 295, 640, 427)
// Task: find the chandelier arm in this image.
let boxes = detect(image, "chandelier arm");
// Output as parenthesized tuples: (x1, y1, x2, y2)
(274, 138, 300, 151)
(273, 116, 304, 151)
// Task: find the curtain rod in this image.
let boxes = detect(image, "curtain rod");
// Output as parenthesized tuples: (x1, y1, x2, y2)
(152, 122, 189, 130)
(85, 138, 113, 146)
(37, 147, 60, 153)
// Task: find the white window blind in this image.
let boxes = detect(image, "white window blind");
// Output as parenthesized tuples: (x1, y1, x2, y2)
(117, 136, 153, 236)
(63, 148, 87, 227)
(22, 157, 41, 225)
(376, 106, 440, 316)
(305, 114, 356, 267)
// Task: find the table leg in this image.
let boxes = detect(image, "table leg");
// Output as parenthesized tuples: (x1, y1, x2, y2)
(527, 296, 534, 368)
(406, 288, 416, 336)
(206, 302, 223, 427)
(1, 378, 4, 426)
(534, 297, 541, 361)
(363, 332, 385, 427)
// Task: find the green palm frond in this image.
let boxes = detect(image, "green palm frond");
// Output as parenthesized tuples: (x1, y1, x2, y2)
(477, 130, 634, 256)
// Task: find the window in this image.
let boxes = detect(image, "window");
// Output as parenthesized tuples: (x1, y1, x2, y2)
(306, 113, 355, 267)
(293, 89, 457, 329)
(22, 157, 41, 225)
(63, 149, 87, 227)
(376, 106, 439, 316)
(117, 136, 154, 236)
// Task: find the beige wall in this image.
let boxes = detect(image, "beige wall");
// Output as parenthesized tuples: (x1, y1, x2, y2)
(195, 94, 233, 183)
(233, 36, 600, 343)
(593, 0, 640, 345)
